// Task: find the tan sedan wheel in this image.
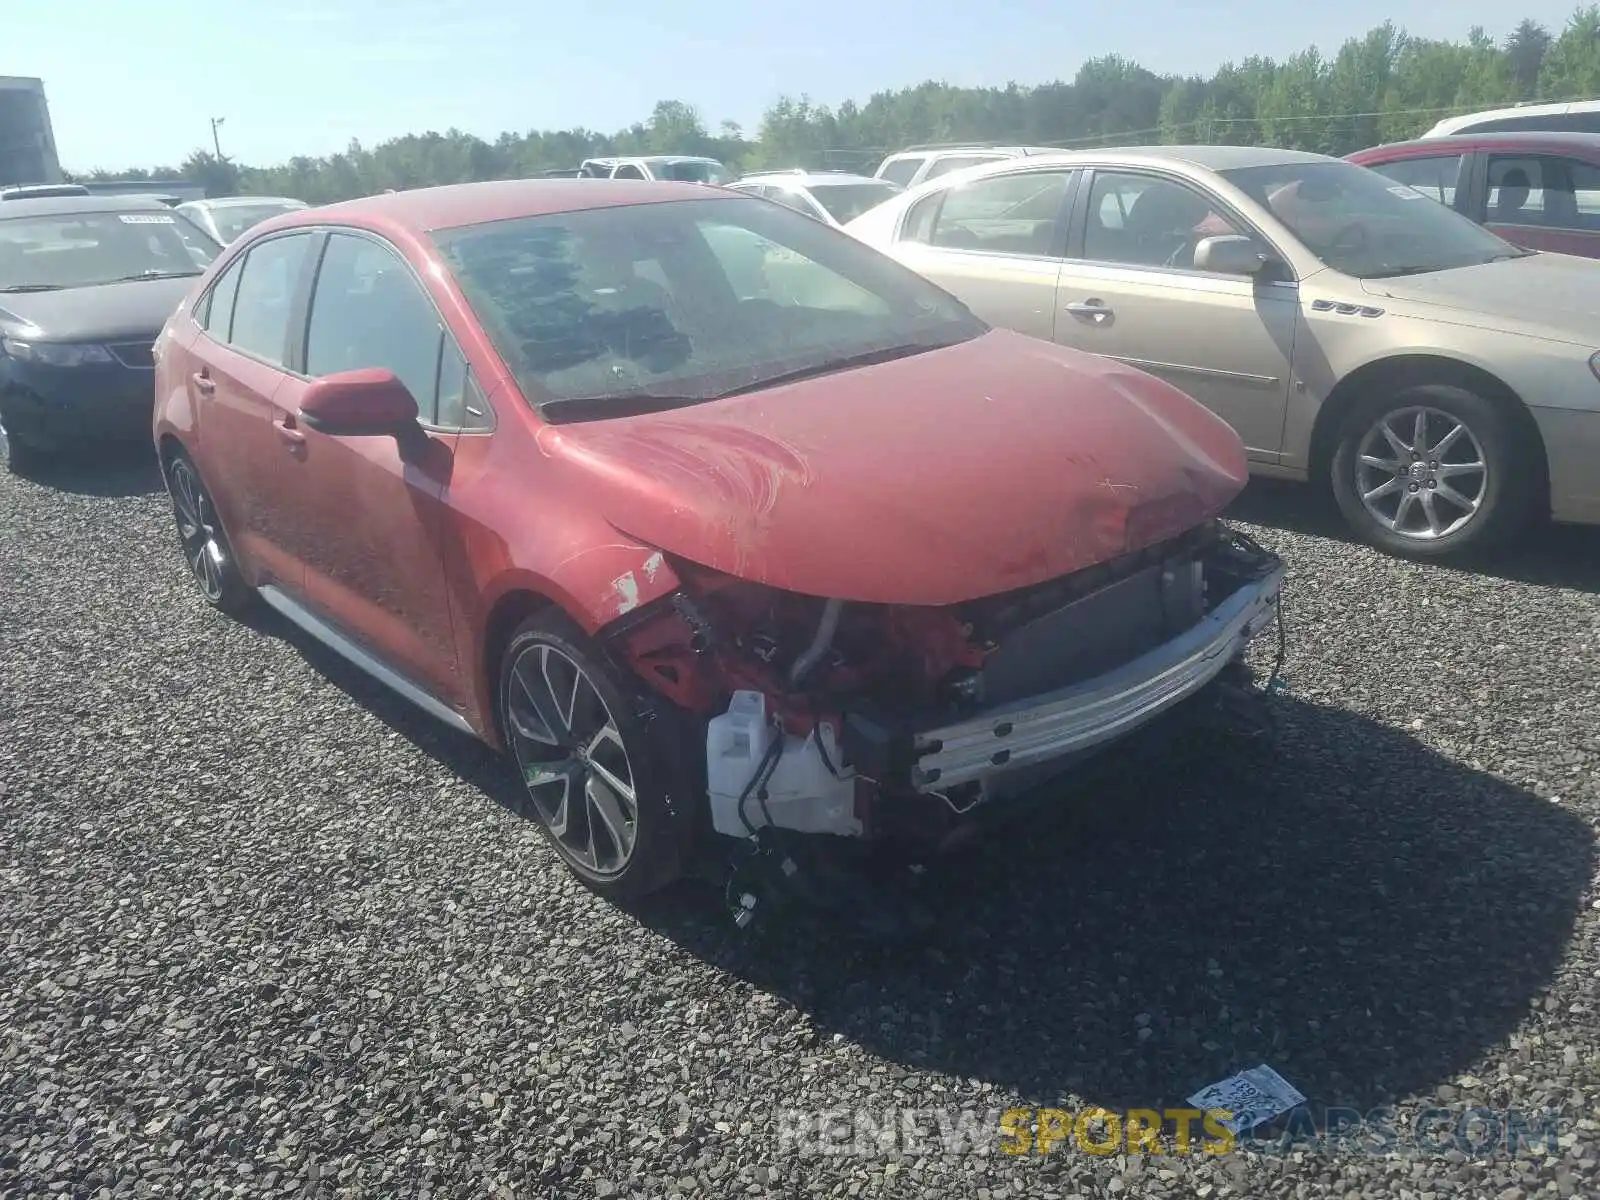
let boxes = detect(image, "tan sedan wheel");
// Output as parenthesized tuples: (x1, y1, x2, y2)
(1330, 382, 1536, 561)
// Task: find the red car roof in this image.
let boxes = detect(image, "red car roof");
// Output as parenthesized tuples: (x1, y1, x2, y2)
(1349, 131, 1600, 163)
(292, 178, 739, 233)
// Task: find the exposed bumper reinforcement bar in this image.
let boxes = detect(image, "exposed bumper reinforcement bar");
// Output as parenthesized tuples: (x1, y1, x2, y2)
(910, 562, 1286, 791)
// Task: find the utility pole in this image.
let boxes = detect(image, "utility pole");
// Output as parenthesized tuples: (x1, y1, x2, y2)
(210, 116, 226, 160)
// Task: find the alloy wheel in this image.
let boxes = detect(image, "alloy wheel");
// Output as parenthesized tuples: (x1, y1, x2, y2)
(1354, 405, 1488, 541)
(505, 642, 639, 877)
(169, 458, 230, 601)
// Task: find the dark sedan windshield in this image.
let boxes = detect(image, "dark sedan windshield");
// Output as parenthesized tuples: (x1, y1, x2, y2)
(0, 210, 220, 291)
(1220, 160, 1526, 278)
(432, 194, 985, 418)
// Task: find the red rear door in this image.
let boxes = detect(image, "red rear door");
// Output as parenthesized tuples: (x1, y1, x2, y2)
(186, 230, 323, 590)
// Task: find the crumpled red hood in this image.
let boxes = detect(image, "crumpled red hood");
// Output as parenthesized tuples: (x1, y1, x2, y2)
(536, 329, 1249, 606)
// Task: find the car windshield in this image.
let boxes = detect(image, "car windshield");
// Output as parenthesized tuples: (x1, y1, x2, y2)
(433, 194, 986, 419)
(208, 202, 302, 242)
(0, 209, 220, 291)
(1219, 160, 1527, 278)
(809, 181, 903, 224)
(658, 160, 734, 185)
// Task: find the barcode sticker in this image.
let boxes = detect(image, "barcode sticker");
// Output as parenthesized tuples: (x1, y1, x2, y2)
(119, 213, 176, 224)
(1188, 1064, 1307, 1134)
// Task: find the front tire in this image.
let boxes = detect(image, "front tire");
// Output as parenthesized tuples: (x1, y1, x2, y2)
(164, 451, 254, 614)
(0, 417, 39, 476)
(498, 611, 695, 901)
(1330, 383, 1535, 561)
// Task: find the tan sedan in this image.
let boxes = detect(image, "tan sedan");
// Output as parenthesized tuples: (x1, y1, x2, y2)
(845, 144, 1600, 560)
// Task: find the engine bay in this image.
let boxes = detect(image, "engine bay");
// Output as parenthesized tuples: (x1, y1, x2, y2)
(606, 520, 1284, 843)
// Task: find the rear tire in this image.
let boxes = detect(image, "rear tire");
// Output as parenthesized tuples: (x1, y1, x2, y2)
(498, 609, 695, 901)
(164, 450, 254, 614)
(1329, 382, 1535, 561)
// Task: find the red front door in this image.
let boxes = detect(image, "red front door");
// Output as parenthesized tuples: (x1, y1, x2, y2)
(283, 229, 469, 707)
(284, 378, 465, 707)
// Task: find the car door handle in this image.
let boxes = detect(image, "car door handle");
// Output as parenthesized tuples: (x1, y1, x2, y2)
(273, 414, 306, 450)
(1065, 299, 1114, 322)
(191, 370, 215, 396)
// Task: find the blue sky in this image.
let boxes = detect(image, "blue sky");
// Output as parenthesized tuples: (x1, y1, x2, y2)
(9, 0, 1585, 171)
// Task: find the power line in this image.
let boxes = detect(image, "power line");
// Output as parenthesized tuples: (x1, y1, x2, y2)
(818, 92, 1600, 157)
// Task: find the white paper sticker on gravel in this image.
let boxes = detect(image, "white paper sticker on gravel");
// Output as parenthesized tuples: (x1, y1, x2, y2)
(1187, 1063, 1307, 1134)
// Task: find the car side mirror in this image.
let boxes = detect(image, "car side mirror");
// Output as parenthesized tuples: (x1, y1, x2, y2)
(299, 368, 420, 437)
(1194, 233, 1276, 277)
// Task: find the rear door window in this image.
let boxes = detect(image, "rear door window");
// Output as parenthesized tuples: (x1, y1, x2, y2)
(198, 255, 244, 338)
(227, 232, 316, 366)
(926, 169, 1074, 257)
(1486, 156, 1554, 226)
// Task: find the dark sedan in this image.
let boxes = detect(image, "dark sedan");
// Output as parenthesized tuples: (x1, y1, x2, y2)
(1, 193, 221, 472)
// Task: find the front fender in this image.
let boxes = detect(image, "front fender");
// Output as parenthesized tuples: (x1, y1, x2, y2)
(462, 539, 682, 748)
(484, 539, 681, 637)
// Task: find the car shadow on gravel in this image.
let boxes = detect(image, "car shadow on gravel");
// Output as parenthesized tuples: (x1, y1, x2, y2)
(637, 695, 1596, 1118)
(13, 443, 164, 498)
(1227, 477, 1600, 595)
(230, 605, 525, 801)
(238, 604, 1595, 1118)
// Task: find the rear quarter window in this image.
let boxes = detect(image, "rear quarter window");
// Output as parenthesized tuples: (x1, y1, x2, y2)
(198, 254, 245, 338)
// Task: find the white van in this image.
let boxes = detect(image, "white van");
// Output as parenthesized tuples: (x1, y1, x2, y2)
(1423, 99, 1600, 137)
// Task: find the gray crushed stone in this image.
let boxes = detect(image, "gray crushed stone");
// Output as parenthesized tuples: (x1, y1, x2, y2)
(2, 454, 1598, 1199)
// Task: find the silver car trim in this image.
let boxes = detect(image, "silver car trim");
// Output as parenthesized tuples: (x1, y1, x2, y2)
(257, 584, 477, 737)
(911, 564, 1285, 791)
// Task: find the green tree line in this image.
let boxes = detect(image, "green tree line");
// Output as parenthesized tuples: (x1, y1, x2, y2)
(68, 10, 1600, 203)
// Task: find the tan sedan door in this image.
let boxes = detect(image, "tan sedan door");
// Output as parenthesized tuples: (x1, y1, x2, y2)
(1052, 168, 1299, 461)
(874, 166, 1078, 342)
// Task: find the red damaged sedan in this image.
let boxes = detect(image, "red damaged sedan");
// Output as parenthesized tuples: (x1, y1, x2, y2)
(151, 178, 1285, 900)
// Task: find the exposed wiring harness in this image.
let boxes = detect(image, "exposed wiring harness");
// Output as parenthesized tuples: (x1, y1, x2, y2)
(1223, 527, 1289, 696)
(725, 720, 788, 927)
(1263, 590, 1288, 695)
(814, 720, 841, 778)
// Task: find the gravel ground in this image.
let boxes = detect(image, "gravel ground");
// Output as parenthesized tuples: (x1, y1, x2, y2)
(3, 449, 1600, 1200)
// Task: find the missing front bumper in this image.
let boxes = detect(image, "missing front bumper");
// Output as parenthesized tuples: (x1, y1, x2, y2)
(844, 547, 1285, 796)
